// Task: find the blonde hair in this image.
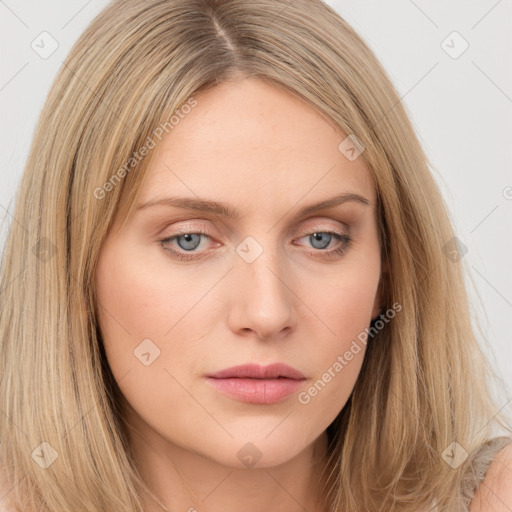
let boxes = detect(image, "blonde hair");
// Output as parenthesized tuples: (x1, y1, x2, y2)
(1, 0, 510, 510)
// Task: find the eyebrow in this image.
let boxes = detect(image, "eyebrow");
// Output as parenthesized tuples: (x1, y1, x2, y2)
(136, 192, 370, 218)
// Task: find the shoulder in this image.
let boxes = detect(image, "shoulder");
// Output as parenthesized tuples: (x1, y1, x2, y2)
(469, 440, 512, 512)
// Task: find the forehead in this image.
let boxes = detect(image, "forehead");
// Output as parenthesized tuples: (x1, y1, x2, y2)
(137, 78, 375, 213)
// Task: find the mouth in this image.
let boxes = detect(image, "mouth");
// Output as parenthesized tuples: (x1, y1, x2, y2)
(205, 363, 306, 404)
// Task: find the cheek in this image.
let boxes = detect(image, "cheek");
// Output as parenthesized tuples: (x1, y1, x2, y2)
(318, 258, 380, 338)
(298, 257, 380, 411)
(94, 245, 208, 426)
(94, 242, 221, 383)
(94, 243, 172, 374)
(95, 241, 186, 339)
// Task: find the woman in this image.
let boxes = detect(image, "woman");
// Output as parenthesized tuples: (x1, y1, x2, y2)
(0, 0, 510, 510)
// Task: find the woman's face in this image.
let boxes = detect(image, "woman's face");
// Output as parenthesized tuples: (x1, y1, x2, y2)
(95, 77, 382, 469)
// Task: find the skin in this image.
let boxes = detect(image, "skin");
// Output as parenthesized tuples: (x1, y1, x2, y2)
(95, 77, 383, 512)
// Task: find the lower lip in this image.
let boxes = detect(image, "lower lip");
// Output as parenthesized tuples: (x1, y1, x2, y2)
(206, 377, 304, 404)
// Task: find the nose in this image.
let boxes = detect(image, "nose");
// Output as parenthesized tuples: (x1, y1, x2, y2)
(227, 244, 297, 341)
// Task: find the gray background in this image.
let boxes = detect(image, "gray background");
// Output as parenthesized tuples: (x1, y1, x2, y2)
(1, 1, 511, 408)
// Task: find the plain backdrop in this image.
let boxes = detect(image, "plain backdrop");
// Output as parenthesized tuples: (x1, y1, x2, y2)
(1, 1, 511, 414)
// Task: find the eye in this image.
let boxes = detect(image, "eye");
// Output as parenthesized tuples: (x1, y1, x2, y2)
(159, 231, 213, 261)
(296, 231, 353, 258)
(159, 229, 353, 261)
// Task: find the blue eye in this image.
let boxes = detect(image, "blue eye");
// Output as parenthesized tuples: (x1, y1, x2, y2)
(159, 230, 352, 261)
(307, 232, 339, 250)
(159, 232, 211, 260)
(172, 233, 203, 251)
(300, 231, 353, 257)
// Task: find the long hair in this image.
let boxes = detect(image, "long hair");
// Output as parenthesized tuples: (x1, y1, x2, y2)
(1, 0, 510, 510)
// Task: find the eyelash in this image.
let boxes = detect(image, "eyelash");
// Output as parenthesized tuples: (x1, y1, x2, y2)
(158, 230, 353, 262)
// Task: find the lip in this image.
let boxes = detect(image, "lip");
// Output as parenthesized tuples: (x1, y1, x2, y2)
(206, 363, 306, 404)
(208, 363, 306, 380)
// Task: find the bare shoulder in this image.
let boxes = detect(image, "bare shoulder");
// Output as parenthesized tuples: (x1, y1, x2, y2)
(469, 441, 512, 512)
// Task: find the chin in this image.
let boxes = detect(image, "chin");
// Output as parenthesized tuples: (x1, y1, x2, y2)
(198, 428, 317, 470)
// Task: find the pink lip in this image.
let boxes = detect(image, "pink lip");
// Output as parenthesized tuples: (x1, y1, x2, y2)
(206, 363, 306, 404)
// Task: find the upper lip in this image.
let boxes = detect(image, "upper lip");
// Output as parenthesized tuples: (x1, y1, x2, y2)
(207, 363, 306, 380)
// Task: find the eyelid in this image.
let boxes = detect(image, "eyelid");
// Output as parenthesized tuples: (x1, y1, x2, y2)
(295, 219, 349, 236)
(160, 218, 349, 237)
(159, 222, 211, 237)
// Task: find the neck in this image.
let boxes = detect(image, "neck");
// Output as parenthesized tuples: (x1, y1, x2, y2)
(123, 413, 330, 512)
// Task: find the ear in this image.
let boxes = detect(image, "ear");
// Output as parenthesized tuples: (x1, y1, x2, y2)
(371, 258, 389, 321)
